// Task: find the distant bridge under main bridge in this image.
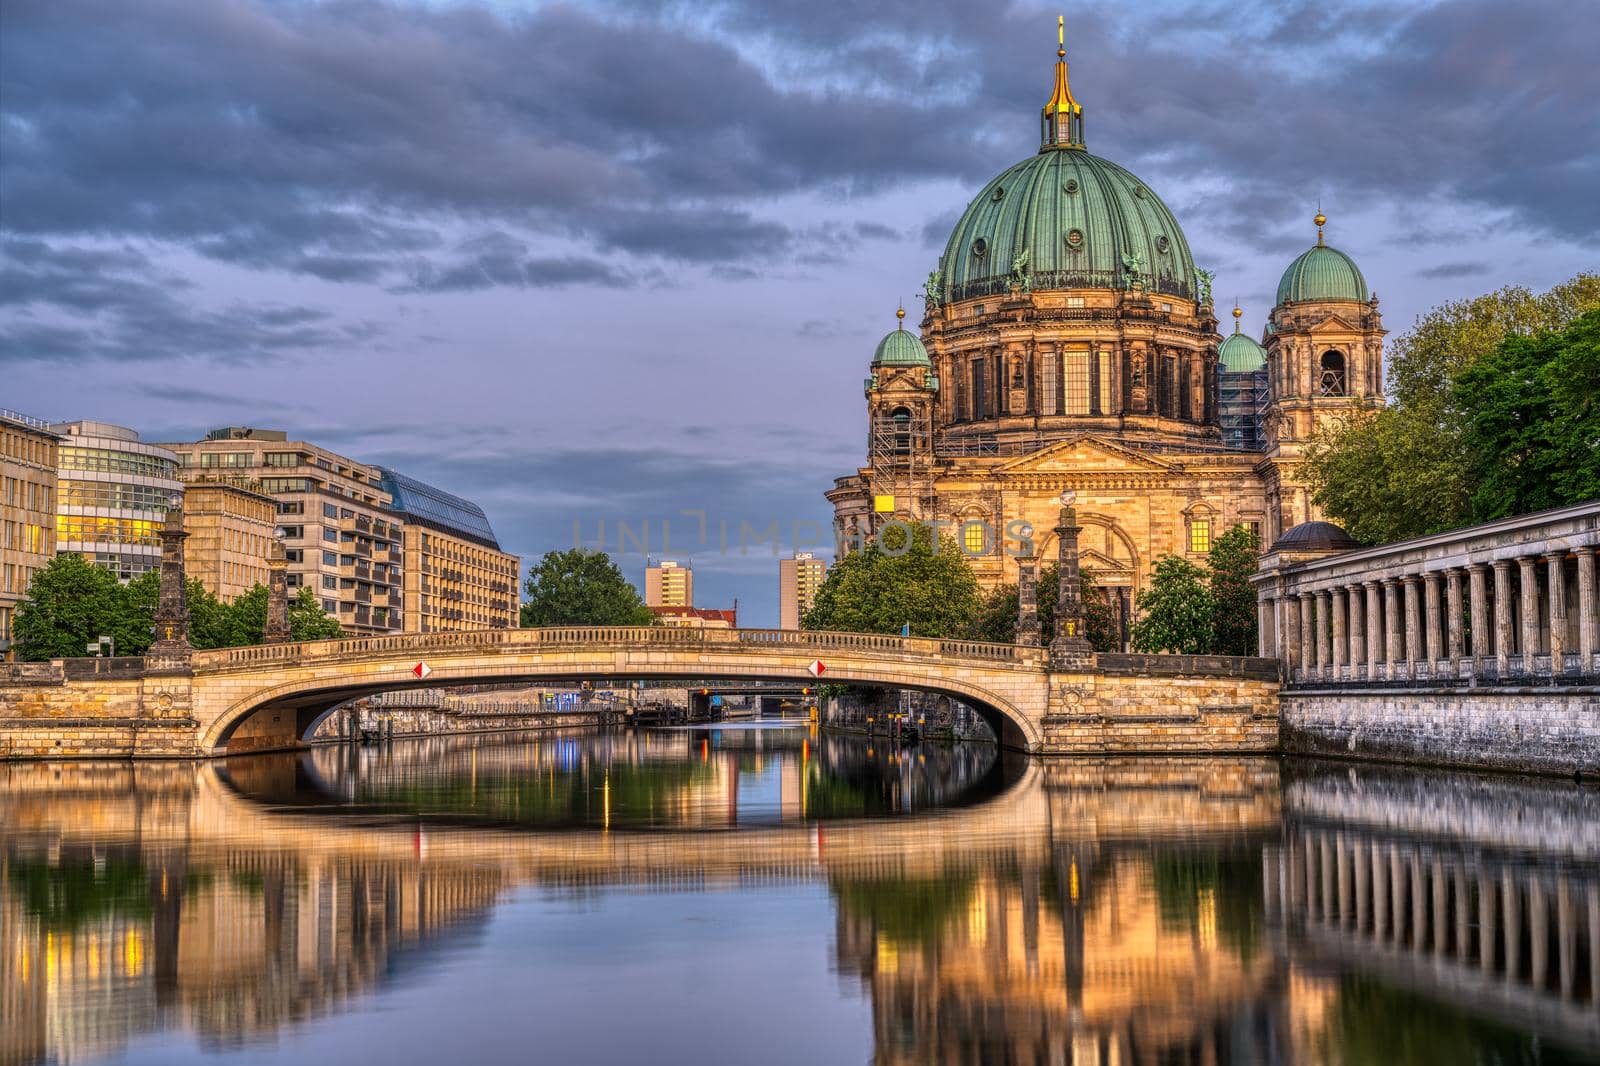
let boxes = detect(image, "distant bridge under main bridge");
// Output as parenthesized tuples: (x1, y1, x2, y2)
(0, 626, 1280, 758)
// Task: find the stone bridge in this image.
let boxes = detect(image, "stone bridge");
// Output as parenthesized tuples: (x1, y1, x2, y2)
(0, 626, 1279, 758)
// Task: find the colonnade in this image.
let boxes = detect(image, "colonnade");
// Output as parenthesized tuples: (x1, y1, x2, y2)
(1255, 503, 1600, 684)
(1267, 829, 1600, 1013)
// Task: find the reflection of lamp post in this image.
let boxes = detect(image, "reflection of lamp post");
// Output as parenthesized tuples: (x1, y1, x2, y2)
(1051, 488, 1094, 669)
(264, 524, 290, 644)
(1016, 522, 1040, 647)
(147, 493, 193, 675)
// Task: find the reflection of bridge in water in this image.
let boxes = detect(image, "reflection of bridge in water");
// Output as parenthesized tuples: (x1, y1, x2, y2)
(2, 742, 1596, 1064)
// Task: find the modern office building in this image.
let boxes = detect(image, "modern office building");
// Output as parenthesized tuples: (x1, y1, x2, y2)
(180, 481, 278, 602)
(779, 551, 826, 629)
(0, 410, 60, 658)
(164, 429, 401, 635)
(644, 559, 693, 608)
(375, 467, 519, 632)
(53, 421, 183, 583)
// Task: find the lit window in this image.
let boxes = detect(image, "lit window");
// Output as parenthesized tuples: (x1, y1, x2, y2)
(1063, 351, 1090, 414)
(1189, 520, 1211, 554)
(962, 521, 988, 556)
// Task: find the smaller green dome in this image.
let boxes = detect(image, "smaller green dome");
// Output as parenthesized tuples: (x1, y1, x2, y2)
(1276, 243, 1369, 305)
(873, 325, 931, 367)
(1218, 330, 1267, 373)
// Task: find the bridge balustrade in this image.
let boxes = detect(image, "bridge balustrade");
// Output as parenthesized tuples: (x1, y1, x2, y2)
(189, 625, 1035, 673)
(1255, 501, 1600, 687)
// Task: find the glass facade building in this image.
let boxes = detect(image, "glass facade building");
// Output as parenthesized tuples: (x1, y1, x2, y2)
(52, 421, 182, 582)
(376, 468, 519, 632)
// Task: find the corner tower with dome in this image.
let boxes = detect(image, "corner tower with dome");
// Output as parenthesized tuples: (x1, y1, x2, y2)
(826, 24, 1385, 647)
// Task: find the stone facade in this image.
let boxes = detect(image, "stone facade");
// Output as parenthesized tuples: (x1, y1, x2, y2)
(180, 480, 277, 601)
(0, 410, 58, 659)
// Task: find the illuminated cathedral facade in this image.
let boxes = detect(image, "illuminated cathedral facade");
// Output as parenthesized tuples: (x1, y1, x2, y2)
(827, 25, 1385, 642)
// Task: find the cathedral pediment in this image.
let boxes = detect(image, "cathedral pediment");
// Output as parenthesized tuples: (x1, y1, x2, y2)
(993, 434, 1179, 475)
(872, 368, 934, 394)
(1078, 547, 1132, 572)
(1305, 312, 1362, 333)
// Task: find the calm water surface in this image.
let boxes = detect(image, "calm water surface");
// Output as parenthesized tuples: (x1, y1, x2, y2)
(2, 724, 1597, 1065)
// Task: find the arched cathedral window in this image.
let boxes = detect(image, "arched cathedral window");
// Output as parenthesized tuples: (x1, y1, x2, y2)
(1320, 350, 1348, 396)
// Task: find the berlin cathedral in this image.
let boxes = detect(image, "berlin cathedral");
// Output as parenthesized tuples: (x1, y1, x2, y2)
(827, 26, 1385, 640)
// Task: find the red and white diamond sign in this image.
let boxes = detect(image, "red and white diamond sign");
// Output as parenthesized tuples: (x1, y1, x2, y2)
(412, 661, 432, 680)
(807, 659, 826, 677)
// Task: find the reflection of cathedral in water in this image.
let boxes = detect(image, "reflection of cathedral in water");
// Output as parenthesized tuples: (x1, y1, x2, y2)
(3, 743, 1597, 1064)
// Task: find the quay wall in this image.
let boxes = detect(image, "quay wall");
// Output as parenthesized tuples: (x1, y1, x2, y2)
(1282, 686, 1600, 776)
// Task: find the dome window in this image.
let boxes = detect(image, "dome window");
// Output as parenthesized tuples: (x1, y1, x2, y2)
(1133, 184, 1147, 199)
(1156, 235, 1170, 253)
(991, 186, 1005, 202)
(1065, 229, 1084, 249)
(1063, 178, 1080, 195)
(971, 237, 989, 259)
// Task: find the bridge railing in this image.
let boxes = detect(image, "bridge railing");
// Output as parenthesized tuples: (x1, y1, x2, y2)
(189, 626, 1038, 672)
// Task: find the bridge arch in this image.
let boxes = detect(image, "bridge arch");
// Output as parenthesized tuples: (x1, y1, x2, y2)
(191, 628, 1050, 756)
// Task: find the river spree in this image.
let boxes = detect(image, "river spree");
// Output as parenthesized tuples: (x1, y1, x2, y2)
(2, 725, 1596, 1065)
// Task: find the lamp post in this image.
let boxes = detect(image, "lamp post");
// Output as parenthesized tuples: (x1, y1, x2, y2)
(147, 492, 193, 675)
(1016, 522, 1040, 647)
(1050, 488, 1094, 669)
(264, 525, 291, 644)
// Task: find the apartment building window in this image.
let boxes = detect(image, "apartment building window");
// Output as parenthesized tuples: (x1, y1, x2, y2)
(260, 478, 312, 493)
(323, 599, 336, 612)
(263, 453, 300, 467)
(323, 575, 337, 589)
(199, 452, 251, 468)
(323, 503, 339, 518)
(323, 528, 337, 542)
(286, 549, 303, 563)
(322, 551, 337, 566)
(277, 501, 303, 515)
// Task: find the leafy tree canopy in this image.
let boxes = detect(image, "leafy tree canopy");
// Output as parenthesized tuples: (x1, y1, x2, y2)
(1303, 274, 1600, 544)
(802, 524, 980, 638)
(12, 559, 341, 661)
(1456, 310, 1600, 522)
(520, 548, 654, 627)
(971, 563, 1119, 651)
(1130, 555, 1215, 654)
(1207, 525, 1261, 657)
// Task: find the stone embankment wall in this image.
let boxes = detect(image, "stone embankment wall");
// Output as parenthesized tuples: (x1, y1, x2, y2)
(1282, 687, 1600, 776)
(1041, 657, 1280, 755)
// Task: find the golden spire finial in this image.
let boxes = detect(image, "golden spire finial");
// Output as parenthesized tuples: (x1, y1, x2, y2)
(896, 303, 906, 329)
(1231, 302, 1242, 333)
(1042, 14, 1082, 149)
(1315, 206, 1326, 246)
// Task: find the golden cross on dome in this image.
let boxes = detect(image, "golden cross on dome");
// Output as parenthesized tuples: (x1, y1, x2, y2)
(1058, 15, 1066, 57)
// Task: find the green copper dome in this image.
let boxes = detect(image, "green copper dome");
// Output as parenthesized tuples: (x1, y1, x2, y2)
(1218, 330, 1267, 373)
(939, 150, 1197, 303)
(1276, 242, 1369, 305)
(873, 324, 931, 367)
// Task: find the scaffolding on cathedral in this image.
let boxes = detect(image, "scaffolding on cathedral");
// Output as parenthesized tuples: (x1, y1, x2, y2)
(1217, 366, 1269, 451)
(867, 405, 933, 521)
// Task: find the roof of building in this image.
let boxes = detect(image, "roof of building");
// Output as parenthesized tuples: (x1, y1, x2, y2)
(650, 605, 737, 625)
(873, 311, 932, 367)
(1218, 309, 1267, 372)
(1272, 520, 1361, 553)
(938, 45, 1196, 305)
(376, 467, 501, 549)
(1276, 215, 1369, 305)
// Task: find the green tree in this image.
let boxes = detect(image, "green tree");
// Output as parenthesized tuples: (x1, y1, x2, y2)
(1455, 310, 1600, 522)
(519, 549, 654, 627)
(12, 555, 153, 661)
(1303, 274, 1600, 543)
(123, 571, 232, 650)
(802, 524, 980, 638)
(223, 585, 344, 644)
(1130, 555, 1214, 654)
(1207, 525, 1261, 656)
(970, 563, 1119, 650)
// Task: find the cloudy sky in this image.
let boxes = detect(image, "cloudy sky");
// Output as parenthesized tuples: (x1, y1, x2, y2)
(2, 0, 1595, 623)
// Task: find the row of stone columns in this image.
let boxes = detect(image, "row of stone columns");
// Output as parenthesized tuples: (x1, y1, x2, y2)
(1275, 547, 1597, 682)
(1266, 832, 1600, 1004)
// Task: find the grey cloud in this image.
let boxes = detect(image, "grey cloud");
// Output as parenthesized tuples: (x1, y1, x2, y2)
(1417, 261, 1491, 279)
(0, 238, 379, 364)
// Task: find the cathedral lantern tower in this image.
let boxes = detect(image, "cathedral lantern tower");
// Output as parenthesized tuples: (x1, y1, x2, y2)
(1259, 212, 1386, 539)
(861, 307, 938, 527)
